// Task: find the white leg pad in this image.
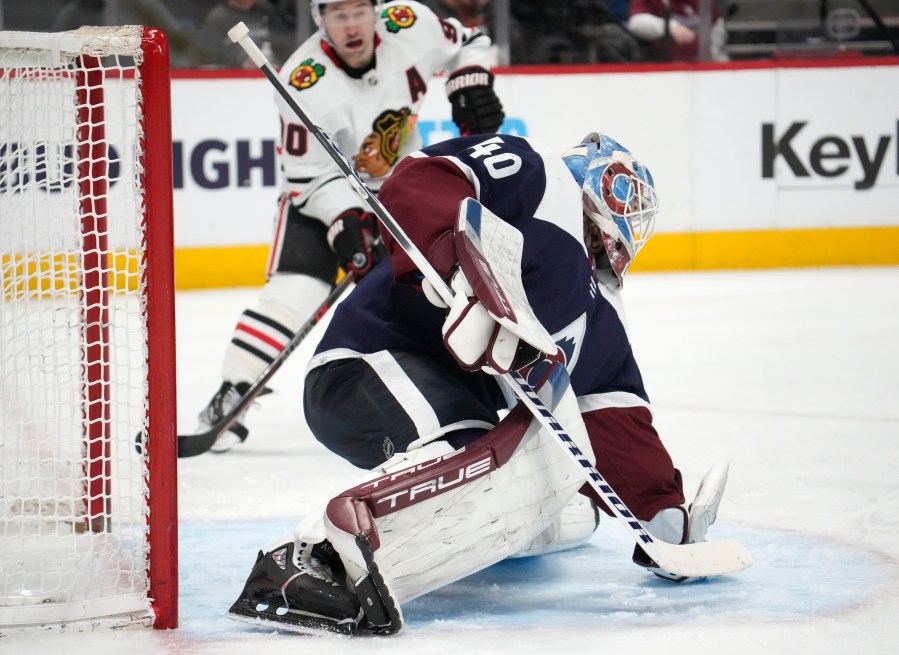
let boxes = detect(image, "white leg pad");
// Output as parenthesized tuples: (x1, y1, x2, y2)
(292, 441, 457, 548)
(323, 402, 590, 605)
(509, 493, 599, 559)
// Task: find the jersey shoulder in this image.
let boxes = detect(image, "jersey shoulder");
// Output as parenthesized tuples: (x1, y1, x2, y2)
(421, 135, 549, 191)
(419, 135, 586, 246)
(376, 1, 457, 50)
(278, 38, 349, 109)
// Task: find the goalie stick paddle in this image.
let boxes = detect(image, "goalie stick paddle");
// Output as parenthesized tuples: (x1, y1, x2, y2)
(176, 272, 355, 458)
(228, 23, 752, 578)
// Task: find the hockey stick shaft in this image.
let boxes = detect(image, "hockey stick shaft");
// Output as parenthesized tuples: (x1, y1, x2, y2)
(177, 272, 355, 458)
(228, 24, 750, 577)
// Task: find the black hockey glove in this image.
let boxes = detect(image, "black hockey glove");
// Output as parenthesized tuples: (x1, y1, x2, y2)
(445, 66, 505, 136)
(327, 208, 386, 279)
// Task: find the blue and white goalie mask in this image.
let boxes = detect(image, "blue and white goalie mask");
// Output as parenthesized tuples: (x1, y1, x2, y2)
(562, 133, 659, 285)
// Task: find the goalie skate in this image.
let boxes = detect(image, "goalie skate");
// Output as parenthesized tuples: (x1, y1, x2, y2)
(226, 541, 364, 636)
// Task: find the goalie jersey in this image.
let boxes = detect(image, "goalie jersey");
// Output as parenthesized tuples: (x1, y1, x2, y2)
(277, 1, 493, 226)
(311, 134, 650, 407)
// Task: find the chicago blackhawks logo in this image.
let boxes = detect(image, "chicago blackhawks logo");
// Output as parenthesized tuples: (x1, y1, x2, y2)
(288, 59, 326, 90)
(381, 5, 417, 32)
(353, 107, 417, 178)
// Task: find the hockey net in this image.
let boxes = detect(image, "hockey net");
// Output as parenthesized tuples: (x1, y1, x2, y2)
(0, 26, 177, 630)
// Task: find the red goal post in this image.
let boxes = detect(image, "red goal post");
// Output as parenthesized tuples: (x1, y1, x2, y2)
(0, 26, 177, 630)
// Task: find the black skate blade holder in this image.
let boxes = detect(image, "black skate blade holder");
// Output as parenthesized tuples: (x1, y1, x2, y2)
(354, 533, 403, 634)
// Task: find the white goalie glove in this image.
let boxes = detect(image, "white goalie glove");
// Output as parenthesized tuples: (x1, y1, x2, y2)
(423, 198, 560, 376)
(424, 269, 543, 375)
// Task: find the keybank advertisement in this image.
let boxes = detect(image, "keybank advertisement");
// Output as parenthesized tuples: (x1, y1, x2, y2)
(170, 63, 899, 249)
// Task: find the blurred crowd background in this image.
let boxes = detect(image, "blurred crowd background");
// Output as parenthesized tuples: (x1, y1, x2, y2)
(0, 0, 897, 67)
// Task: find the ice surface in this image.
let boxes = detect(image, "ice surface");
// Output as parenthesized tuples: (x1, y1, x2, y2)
(7, 267, 899, 654)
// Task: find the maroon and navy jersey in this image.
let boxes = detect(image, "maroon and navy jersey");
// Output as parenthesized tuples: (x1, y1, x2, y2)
(309, 134, 683, 517)
(310, 135, 649, 405)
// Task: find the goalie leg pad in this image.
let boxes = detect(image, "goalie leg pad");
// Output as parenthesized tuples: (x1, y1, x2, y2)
(509, 493, 600, 559)
(323, 402, 589, 608)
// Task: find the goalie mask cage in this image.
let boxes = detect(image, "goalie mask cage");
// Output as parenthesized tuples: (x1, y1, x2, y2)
(0, 27, 177, 630)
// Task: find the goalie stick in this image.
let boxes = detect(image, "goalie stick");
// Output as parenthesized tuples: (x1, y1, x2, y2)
(228, 23, 752, 578)
(176, 272, 355, 458)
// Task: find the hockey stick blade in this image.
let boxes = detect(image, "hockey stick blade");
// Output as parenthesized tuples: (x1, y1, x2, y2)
(650, 537, 753, 578)
(177, 273, 354, 458)
(228, 24, 752, 578)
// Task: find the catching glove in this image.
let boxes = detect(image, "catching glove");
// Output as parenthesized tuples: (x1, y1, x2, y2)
(445, 66, 505, 136)
(424, 270, 542, 375)
(327, 208, 386, 278)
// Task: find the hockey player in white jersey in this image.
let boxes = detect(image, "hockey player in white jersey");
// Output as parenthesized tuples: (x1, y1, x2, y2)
(185, 0, 504, 453)
(225, 132, 741, 635)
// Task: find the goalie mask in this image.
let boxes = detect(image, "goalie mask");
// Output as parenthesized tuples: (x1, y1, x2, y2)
(562, 133, 659, 286)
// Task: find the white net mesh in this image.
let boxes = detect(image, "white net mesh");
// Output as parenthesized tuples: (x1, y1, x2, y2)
(0, 26, 157, 628)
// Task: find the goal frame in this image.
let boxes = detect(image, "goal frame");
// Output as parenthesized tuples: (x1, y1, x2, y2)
(0, 26, 178, 630)
(139, 26, 179, 632)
